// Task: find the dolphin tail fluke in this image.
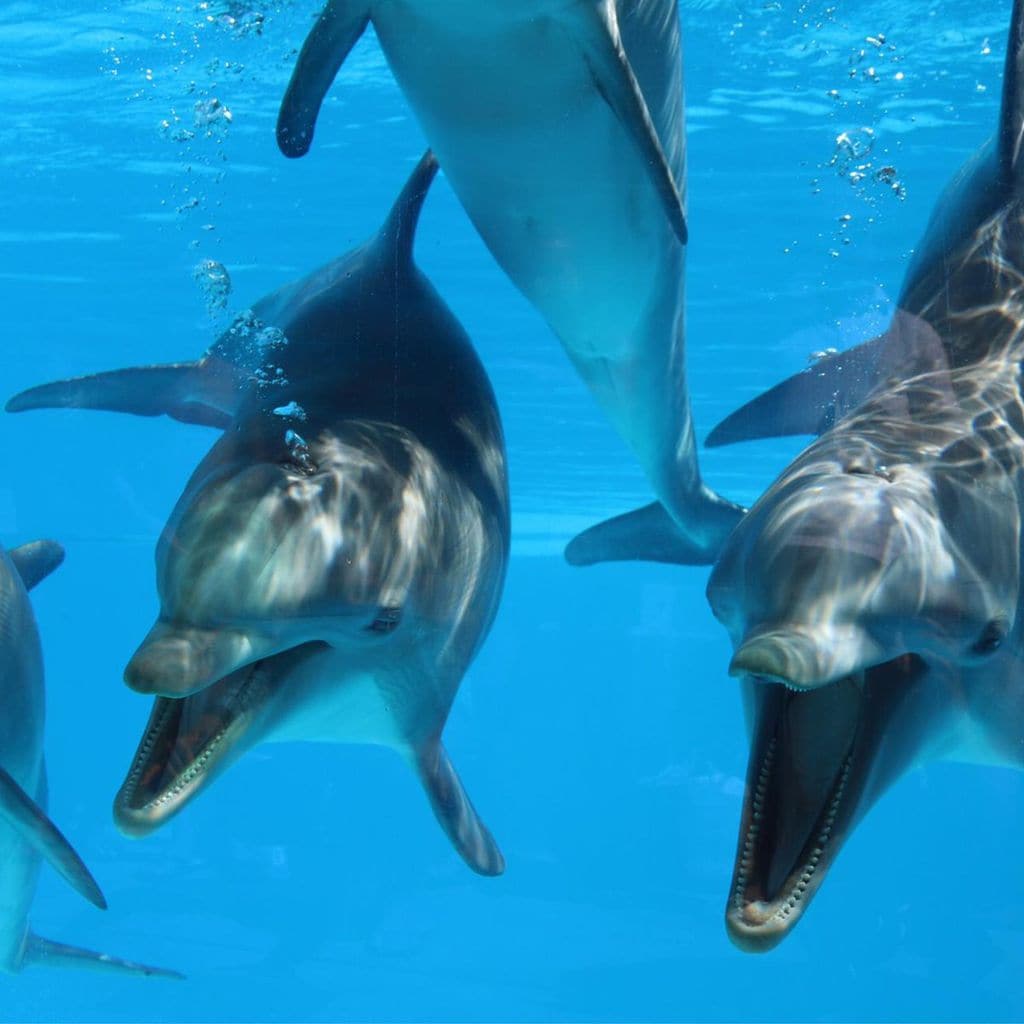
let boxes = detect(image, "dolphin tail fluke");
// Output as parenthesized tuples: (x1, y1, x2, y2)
(23, 934, 184, 980)
(6, 363, 231, 429)
(0, 766, 105, 910)
(9, 540, 64, 591)
(1001, 0, 1024, 188)
(415, 742, 505, 877)
(565, 497, 743, 566)
(277, 1, 371, 158)
(575, 2, 687, 245)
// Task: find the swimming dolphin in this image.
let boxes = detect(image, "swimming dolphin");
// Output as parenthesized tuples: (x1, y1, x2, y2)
(703, 0, 1024, 951)
(275, 0, 744, 565)
(0, 540, 180, 978)
(8, 153, 509, 877)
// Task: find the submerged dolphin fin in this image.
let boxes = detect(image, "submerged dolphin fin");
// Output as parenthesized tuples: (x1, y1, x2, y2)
(9, 540, 64, 592)
(0, 766, 105, 910)
(565, 499, 741, 566)
(6, 363, 232, 429)
(372, 150, 439, 269)
(277, 0, 371, 158)
(575, 1, 687, 245)
(414, 742, 504, 877)
(22, 934, 184, 980)
(1001, 0, 1024, 189)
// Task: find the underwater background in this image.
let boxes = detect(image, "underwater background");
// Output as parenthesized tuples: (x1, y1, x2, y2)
(3, 0, 1024, 1020)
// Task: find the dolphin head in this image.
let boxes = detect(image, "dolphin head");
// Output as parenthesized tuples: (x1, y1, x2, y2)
(706, 445, 1019, 950)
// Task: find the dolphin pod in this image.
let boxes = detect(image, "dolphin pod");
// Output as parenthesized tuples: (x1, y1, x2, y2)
(9, 153, 509, 877)
(0, 540, 180, 978)
(704, 0, 1024, 952)
(276, 0, 744, 566)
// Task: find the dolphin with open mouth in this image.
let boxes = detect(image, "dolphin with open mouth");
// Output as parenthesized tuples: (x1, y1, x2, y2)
(275, 0, 744, 565)
(704, 0, 1024, 951)
(7, 152, 509, 877)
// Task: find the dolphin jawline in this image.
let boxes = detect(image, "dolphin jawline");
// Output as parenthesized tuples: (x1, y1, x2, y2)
(725, 657, 922, 952)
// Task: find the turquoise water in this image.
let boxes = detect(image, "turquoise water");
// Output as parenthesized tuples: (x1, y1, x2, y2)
(2, 1, 1024, 1020)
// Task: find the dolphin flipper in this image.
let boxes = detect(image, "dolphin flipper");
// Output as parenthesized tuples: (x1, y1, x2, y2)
(575, 2, 687, 246)
(6, 364, 231, 429)
(1000, 0, 1024, 188)
(23, 934, 184, 980)
(415, 743, 504, 877)
(9, 541, 64, 592)
(277, 0, 371, 158)
(565, 499, 740, 566)
(0, 765, 105, 910)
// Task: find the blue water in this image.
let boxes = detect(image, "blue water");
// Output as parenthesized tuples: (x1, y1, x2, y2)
(2, 1, 1024, 1020)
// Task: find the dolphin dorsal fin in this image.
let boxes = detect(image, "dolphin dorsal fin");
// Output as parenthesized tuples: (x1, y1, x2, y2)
(374, 150, 440, 271)
(1001, 0, 1024, 190)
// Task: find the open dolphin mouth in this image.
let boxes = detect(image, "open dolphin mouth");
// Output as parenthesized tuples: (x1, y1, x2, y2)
(114, 643, 322, 836)
(725, 657, 922, 952)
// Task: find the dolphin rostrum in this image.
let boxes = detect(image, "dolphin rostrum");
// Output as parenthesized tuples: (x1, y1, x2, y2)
(703, 0, 1024, 951)
(0, 540, 180, 977)
(275, 0, 744, 565)
(8, 153, 509, 877)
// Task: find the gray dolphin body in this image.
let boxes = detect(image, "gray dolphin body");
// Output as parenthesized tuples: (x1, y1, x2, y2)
(702, 1, 1024, 952)
(276, 0, 743, 565)
(8, 154, 509, 876)
(0, 540, 179, 977)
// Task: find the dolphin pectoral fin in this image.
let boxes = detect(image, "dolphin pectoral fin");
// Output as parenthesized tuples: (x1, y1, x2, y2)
(574, 2, 687, 245)
(277, 1, 371, 158)
(6, 363, 231, 429)
(0, 766, 105, 910)
(414, 742, 505, 877)
(9, 540, 64, 591)
(565, 498, 743, 566)
(23, 934, 184, 980)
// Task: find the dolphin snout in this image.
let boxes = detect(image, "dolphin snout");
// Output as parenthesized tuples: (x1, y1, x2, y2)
(729, 633, 821, 689)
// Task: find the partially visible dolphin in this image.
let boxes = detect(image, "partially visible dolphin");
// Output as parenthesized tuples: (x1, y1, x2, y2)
(8, 153, 508, 876)
(275, 0, 744, 565)
(0, 540, 180, 978)
(704, 0, 1024, 951)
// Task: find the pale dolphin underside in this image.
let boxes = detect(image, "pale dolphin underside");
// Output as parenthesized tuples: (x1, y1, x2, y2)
(0, 541, 181, 978)
(704, 0, 1024, 952)
(9, 153, 510, 878)
(275, 0, 744, 566)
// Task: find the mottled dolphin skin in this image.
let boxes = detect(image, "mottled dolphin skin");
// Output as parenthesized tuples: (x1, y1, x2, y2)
(8, 153, 509, 876)
(704, 1, 1024, 952)
(276, 0, 744, 565)
(0, 540, 180, 978)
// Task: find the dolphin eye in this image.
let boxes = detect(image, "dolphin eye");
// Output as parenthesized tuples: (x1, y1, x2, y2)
(970, 619, 1007, 656)
(366, 607, 402, 635)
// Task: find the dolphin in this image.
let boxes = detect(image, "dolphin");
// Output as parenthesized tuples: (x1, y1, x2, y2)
(7, 153, 509, 876)
(703, 0, 1024, 951)
(0, 540, 180, 978)
(275, 0, 744, 565)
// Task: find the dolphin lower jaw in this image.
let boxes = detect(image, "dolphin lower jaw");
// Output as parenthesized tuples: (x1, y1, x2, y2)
(113, 655, 279, 836)
(726, 676, 869, 952)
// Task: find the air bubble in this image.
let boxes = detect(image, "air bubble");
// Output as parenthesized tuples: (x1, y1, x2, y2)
(193, 258, 231, 314)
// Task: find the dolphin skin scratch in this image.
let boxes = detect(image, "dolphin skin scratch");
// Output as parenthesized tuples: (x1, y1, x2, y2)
(8, 153, 509, 878)
(704, 0, 1024, 952)
(276, 0, 743, 565)
(0, 541, 180, 978)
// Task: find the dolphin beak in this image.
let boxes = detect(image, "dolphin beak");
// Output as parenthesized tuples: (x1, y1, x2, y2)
(729, 628, 882, 689)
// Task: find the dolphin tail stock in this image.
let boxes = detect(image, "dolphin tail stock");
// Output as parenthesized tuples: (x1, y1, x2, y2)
(9, 540, 64, 591)
(277, 0, 371, 158)
(0, 765, 105, 910)
(413, 741, 505, 877)
(1000, 0, 1024, 189)
(6, 363, 231, 429)
(565, 495, 743, 567)
(573, 1, 687, 245)
(22, 934, 184, 980)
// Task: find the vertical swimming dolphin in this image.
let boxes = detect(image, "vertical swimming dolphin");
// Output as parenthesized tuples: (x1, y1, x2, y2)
(704, 0, 1024, 951)
(0, 540, 180, 978)
(275, 0, 744, 565)
(9, 153, 509, 877)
